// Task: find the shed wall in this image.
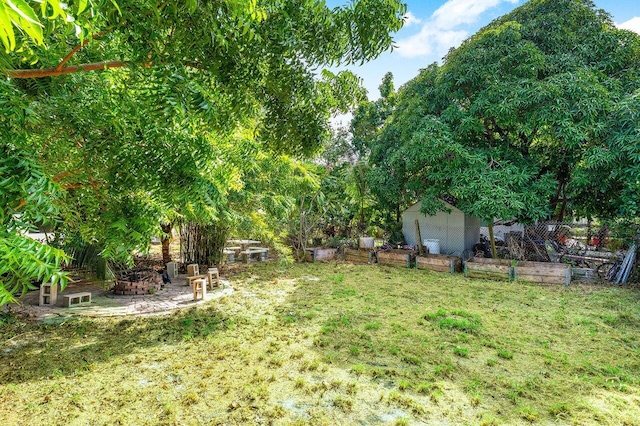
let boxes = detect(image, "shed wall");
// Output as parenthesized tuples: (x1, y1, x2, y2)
(402, 202, 480, 257)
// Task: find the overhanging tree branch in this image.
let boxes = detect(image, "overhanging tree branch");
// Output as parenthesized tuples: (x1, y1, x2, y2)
(5, 61, 128, 79)
(54, 32, 108, 72)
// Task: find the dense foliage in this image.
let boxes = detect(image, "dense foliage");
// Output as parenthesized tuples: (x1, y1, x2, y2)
(358, 0, 640, 225)
(0, 0, 406, 303)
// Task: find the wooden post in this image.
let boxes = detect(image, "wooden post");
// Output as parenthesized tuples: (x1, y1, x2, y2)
(488, 222, 497, 259)
(415, 219, 424, 255)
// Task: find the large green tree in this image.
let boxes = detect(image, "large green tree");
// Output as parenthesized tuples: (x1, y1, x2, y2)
(350, 71, 404, 227)
(365, 0, 640, 226)
(0, 0, 407, 304)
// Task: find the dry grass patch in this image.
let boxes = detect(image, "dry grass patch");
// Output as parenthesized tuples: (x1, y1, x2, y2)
(1, 262, 639, 424)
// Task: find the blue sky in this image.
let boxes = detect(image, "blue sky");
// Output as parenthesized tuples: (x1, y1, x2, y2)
(327, 0, 640, 101)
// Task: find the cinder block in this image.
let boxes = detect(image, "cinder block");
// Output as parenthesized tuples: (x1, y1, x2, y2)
(166, 262, 178, 278)
(193, 278, 206, 300)
(63, 292, 92, 307)
(207, 268, 220, 289)
(39, 282, 58, 306)
(187, 264, 199, 276)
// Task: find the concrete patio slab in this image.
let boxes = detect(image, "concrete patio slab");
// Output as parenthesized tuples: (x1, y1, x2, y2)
(3, 275, 233, 320)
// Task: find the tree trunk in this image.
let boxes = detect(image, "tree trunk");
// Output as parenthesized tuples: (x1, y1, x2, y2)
(160, 223, 173, 265)
(552, 162, 569, 220)
(488, 222, 498, 259)
(557, 191, 568, 222)
(296, 198, 308, 261)
(415, 219, 424, 255)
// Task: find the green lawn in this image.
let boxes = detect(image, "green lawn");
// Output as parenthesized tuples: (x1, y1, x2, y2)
(1, 262, 639, 425)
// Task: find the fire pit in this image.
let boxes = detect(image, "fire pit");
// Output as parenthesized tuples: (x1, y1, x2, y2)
(113, 268, 163, 295)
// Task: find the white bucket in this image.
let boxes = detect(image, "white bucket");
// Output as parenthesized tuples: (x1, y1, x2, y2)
(423, 239, 440, 254)
(359, 237, 375, 249)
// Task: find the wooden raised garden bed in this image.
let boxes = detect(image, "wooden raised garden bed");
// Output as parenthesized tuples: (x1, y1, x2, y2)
(377, 249, 416, 268)
(416, 253, 462, 274)
(464, 258, 513, 281)
(512, 260, 571, 286)
(344, 248, 375, 264)
(464, 258, 572, 286)
(305, 247, 337, 262)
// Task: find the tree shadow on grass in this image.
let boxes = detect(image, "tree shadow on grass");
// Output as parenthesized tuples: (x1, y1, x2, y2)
(0, 305, 234, 384)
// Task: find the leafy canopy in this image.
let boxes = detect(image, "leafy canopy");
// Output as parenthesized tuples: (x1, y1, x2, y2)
(0, 0, 407, 304)
(362, 0, 640, 223)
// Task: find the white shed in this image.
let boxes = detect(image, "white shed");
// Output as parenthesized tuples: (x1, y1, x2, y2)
(402, 201, 482, 257)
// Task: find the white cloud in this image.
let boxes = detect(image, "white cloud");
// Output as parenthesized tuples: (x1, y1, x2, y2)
(432, 0, 517, 29)
(403, 11, 422, 27)
(396, 27, 467, 59)
(395, 0, 519, 59)
(618, 17, 640, 34)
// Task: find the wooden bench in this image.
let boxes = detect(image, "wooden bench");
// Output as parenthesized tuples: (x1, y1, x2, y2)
(63, 292, 92, 307)
(186, 275, 206, 286)
(241, 248, 268, 263)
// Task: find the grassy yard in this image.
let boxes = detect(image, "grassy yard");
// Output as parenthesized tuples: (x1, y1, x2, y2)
(1, 262, 639, 425)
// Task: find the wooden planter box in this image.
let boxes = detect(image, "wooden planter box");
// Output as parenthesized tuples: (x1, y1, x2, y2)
(377, 249, 416, 268)
(513, 261, 571, 286)
(305, 247, 337, 262)
(344, 248, 375, 264)
(416, 253, 462, 274)
(464, 258, 572, 286)
(464, 258, 513, 281)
